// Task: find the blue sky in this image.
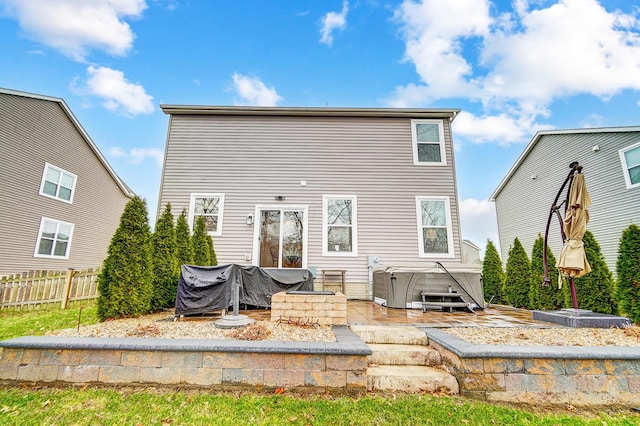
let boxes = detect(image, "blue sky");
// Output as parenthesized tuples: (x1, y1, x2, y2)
(2, 0, 639, 253)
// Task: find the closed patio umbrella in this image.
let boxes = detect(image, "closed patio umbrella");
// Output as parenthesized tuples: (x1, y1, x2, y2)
(556, 172, 591, 278)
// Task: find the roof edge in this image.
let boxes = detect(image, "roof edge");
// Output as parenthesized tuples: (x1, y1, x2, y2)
(160, 104, 460, 119)
(489, 125, 640, 201)
(1, 87, 135, 199)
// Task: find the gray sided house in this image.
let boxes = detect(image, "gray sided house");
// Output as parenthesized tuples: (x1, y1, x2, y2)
(0, 88, 134, 277)
(490, 127, 640, 275)
(158, 105, 468, 300)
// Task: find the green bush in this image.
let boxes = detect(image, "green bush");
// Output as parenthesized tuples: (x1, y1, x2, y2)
(504, 238, 531, 309)
(151, 203, 180, 310)
(207, 234, 218, 266)
(97, 196, 153, 321)
(192, 216, 211, 266)
(175, 209, 194, 269)
(571, 230, 618, 314)
(529, 235, 563, 310)
(481, 240, 505, 304)
(616, 223, 640, 322)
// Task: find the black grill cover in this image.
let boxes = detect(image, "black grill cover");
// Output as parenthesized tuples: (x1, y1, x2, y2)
(175, 264, 314, 315)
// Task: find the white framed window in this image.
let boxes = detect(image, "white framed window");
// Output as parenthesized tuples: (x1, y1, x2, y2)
(188, 193, 225, 236)
(323, 195, 358, 256)
(619, 142, 640, 189)
(34, 217, 74, 259)
(416, 196, 454, 258)
(411, 119, 446, 166)
(39, 163, 77, 203)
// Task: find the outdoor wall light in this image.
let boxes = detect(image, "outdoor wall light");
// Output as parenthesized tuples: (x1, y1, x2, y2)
(274, 195, 286, 201)
(531, 174, 537, 180)
(592, 145, 600, 152)
(246, 214, 254, 225)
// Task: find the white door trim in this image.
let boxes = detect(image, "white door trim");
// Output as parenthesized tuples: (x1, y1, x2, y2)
(252, 204, 308, 269)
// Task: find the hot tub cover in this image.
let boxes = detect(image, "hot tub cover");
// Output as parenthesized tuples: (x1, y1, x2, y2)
(175, 264, 313, 315)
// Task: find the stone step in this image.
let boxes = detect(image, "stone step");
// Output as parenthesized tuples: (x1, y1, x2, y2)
(350, 325, 427, 345)
(367, 365, 459, 394)
(368, 343, 441, 367)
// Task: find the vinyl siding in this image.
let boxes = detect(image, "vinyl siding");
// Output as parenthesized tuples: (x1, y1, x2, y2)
(494, 131, 640, 276)
(0, 92, 131, 276)
(159, 113, 462, 299)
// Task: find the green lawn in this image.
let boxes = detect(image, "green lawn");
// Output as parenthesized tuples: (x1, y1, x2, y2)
(0, 304, 99, 340)
(1, 307, 639, 425)
(1, 388, 638, 426)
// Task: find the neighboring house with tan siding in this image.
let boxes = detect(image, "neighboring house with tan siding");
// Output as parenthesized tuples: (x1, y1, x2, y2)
(0, 88, 134, 276)
(158, 105, 468, 300)
(490, 127, 640, 275)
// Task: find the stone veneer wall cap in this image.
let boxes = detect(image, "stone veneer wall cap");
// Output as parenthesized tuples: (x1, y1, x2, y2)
(0, 327, 371, 356)
(422, 328, 640, 360)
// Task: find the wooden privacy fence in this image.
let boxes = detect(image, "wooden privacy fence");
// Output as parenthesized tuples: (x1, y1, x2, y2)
(0, 268, 100, 311)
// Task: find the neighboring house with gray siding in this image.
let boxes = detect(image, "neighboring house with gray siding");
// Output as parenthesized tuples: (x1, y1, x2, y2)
(461, 239, 481, 265)
(0, 88, 134, 276)
(158, 105, 466, 300)
(490, 127, 640, 275)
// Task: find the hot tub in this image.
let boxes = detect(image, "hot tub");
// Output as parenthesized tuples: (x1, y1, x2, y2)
(372, 263, 484, 310)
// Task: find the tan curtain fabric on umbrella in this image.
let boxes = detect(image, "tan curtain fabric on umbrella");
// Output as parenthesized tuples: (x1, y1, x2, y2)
(556, 173, 592, 277)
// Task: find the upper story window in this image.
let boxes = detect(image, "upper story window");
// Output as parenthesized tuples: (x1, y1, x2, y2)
(619, 142, 640, 189)
(40, 163, 77, 203)
(411, 119, 446, 166)
(188, 193, 225, 236)
(34, 217, 74, 259)
(323, 195, 358, 256)
(416, 196, 454, 258)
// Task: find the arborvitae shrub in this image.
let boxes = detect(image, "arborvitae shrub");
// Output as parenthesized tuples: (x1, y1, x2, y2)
(207, 235, 218, 266)
(482, 240, 505, 304)
(504, 237, 531, 309)
(97, 196, 153, 321)
(175, 209, 194, 268)
(616, 224, 640, 322)
(571, 230, 618, 314)
(529, 235, 562, 310)
(192, 215, 211, 266)
(151, 203, 179, 310)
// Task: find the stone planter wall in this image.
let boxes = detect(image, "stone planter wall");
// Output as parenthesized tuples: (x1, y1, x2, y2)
(270, 292, 347, 325)
(425, 329, 640, 407)
(0, 327, 369, 393)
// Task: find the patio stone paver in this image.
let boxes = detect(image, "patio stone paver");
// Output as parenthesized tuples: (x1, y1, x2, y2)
(243, 300, 553, 328)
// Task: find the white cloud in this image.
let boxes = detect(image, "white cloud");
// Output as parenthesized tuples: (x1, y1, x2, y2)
(231, 73, 283, 106)
(481, 0, 640, 103)
(0, 0, 146, 61)
(393, 0, 491, 98)
(391, 0, 640, 144)
(83, 66, 154, 116)
(458, 198, 499, 255)
(452, 111, 539, 146)
(579, 113, 605, 128)
(320, 1, 348, 46)
(109, 146, 163, 166)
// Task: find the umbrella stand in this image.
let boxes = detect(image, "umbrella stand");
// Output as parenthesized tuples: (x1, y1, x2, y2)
(536, 163, 632, 327)
(543, 161, 581, 309)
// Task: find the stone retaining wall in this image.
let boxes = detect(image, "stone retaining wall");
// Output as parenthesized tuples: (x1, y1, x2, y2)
(270, 292, 347, 325)
(0, 327, 369, 393)
(425, 329, 640, 407)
